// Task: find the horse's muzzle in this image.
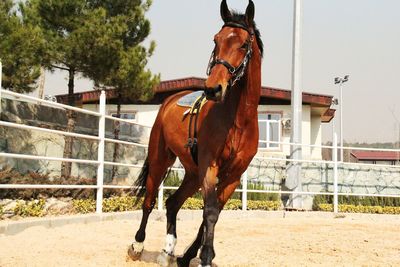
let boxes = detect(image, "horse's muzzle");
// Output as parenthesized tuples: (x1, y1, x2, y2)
(204, 85, 222, 101)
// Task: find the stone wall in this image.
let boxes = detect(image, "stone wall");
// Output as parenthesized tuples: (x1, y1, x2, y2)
(0, 98, 148, 184)
(247, 157, 400, 209)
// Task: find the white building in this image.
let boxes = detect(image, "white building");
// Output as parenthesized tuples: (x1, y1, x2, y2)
(56, 77, 335, 160)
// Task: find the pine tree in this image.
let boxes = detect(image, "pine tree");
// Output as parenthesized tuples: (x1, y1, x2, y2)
(0, 0, 46, 93)
(21, 0, 159, 177)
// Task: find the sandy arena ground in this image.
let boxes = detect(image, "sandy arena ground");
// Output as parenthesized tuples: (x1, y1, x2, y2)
(0, 211, 399, 267)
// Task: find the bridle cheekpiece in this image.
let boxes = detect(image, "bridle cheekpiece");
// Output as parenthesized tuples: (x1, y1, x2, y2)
(206, 22, 254, 87)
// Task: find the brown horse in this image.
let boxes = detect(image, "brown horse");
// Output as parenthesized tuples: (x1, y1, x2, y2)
(128, 0, 263, 266)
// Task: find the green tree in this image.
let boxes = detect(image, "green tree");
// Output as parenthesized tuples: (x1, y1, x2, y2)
(78, 0, 159, 179)
(22, 0, 158, 177)
(0, 0, 46, 93)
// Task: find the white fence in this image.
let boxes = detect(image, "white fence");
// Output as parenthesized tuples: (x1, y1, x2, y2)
(0, 88, 400, 214)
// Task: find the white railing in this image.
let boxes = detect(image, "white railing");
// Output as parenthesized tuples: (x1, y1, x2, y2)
(0, 87, 399, 214)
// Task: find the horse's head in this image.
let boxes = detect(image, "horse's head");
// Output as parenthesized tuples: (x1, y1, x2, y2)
(205, 0, 259, 102)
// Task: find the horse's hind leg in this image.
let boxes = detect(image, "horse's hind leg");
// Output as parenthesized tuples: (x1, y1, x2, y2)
(157, 171, 199, 266)
(128, 139, 176, 260)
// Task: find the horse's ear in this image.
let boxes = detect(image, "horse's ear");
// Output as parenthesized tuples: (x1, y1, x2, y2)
(220, 0, 232, 23)
(245, 0, 255, 26)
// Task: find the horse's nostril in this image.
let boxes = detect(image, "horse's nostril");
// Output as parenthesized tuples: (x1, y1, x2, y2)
(205, 85, 222, 99)
(204, 90, 215, 98)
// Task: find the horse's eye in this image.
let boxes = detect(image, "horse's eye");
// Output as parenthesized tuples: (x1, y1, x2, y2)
(240, 42, 249, 50)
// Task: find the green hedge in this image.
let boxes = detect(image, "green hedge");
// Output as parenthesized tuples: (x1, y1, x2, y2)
(317, 203, 400, 214)
(73, 197, 281, 214)
(167, 198, 281, 211)
(313, 194, 400, 208)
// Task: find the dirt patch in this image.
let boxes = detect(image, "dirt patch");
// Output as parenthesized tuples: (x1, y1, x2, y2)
(0, 212, 399, 266)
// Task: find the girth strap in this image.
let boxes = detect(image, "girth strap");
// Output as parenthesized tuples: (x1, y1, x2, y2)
(184, 93, 206, 165)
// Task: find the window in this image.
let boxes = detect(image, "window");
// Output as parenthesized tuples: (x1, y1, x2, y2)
(110, 111, 137, 134)
(111, 112, 136, 121)
(258, 112, 281, 149)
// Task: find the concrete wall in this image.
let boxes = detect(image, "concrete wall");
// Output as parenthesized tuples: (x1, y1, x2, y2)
(84, 104, 160, 127)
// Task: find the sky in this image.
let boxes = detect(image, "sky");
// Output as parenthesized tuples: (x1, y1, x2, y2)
(41, 0, 400, 143)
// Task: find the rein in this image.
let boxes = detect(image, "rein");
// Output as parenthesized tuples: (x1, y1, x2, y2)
(206, 23, 254, 87)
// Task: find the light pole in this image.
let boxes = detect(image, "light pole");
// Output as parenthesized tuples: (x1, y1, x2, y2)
(389, 107, 400, 165)
(287, 0, 303, 209)
(334, 75, 349, 162)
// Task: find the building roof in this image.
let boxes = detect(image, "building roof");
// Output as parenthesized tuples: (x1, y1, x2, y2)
(155, 77, 333, 107)
(351, 151, 400, 161)
(55, 77, 335, 122)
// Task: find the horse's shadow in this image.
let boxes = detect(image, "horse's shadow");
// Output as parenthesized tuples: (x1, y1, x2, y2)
(128, 249, 218, 267)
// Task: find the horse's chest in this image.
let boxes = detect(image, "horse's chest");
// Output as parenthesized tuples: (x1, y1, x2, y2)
(221, 126, 244, 161)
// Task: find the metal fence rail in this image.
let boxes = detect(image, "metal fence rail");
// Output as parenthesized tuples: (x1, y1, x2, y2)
(1, 88, 399, 215)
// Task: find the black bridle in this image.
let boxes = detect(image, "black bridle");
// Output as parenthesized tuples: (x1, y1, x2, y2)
(206, 22, 254, 88)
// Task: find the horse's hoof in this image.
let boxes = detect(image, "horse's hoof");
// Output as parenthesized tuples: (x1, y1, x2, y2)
(127, 242, 144, 261)
(157, 250, 177, 267)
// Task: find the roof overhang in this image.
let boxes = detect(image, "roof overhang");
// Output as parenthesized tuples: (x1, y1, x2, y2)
(55, 77, 335, 122)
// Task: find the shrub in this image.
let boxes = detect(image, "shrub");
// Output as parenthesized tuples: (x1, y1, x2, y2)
(224, 199, 242, 210)
(72, 199, 96, 214)
(247, 200, 281, 211)
(13, 199, 46, 217)
(103, 196, 142, 212)
(0, 205, 3, 217)
(181, 198, 203, 210)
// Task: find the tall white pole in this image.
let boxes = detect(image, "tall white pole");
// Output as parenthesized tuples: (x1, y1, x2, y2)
(333, 133, 339, 213)
(286, 0, 303, 209)
(340, 81, 344, 162)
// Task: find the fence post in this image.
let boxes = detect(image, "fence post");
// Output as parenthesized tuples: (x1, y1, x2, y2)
(333, 133, 339, 213)
(158, 182, 164, 211)
(96, 91, 106, 214)
(242, 170, 248, 211)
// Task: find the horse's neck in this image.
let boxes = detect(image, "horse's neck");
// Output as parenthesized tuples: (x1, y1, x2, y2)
(229, 53, 261, 129)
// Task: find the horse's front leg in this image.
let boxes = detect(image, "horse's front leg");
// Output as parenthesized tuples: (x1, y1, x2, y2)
(199, 161, 220, 266)
(177, 165, 244, 266)
(157, 172, 199, 266)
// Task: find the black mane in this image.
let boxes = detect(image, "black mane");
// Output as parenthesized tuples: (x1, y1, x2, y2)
(225, 11, 264, 58)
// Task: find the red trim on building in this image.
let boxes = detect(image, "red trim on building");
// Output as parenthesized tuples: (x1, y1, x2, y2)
(55, 77, 334, 121)
(351, 151, 400, 161)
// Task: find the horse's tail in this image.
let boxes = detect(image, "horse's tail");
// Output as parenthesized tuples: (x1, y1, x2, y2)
(132, 156, 150, 206)
(132, 155, 173, 207)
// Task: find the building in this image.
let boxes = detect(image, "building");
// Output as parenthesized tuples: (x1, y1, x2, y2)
(351, 151, 400, 165)
(56, 77, 335, 159)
